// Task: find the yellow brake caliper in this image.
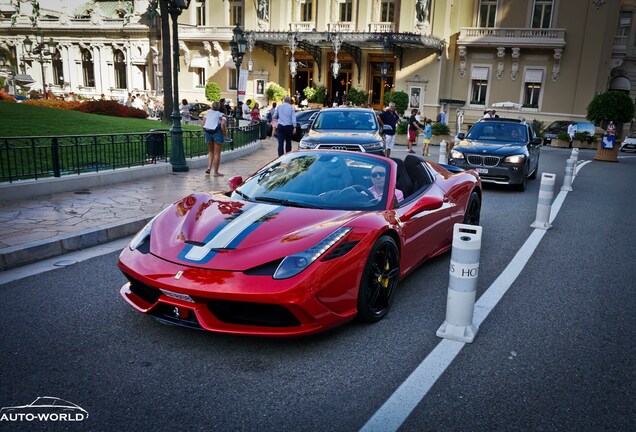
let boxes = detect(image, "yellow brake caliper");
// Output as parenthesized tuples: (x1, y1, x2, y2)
(377, 261, 390, 288)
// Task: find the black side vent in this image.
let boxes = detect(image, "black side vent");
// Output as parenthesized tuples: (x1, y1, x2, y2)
(243, 259, 284, 276)
(323, 241, 359, 261)
(127, 276, 161, 304)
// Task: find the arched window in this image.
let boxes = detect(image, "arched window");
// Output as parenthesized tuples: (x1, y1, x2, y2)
(52, 48, 64, 86)
(114, 50, 127, 89)
(82, 49, 95, 87)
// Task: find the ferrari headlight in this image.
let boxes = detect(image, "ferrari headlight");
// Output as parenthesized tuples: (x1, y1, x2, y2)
(273, 227, 351, 279)
(504, 155, 526, 164)
(129, 215, 159, 250)
(450, 150, 464, 159)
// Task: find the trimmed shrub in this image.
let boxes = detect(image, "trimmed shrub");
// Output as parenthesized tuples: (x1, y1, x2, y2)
(556, 130, 570, 141)
(0, 89, 17, 102)
(346, 87, 369, 106)
(383, 91, 409, 116)
(265, 82, 287, 102)
(76, 100, 148, 118)
(23, 99, 81, 110)
(205, 81, 221, 102)
(431, 122, 451, 135)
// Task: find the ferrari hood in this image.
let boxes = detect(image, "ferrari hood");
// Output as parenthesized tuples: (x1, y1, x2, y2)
(149, 193, 360, 270)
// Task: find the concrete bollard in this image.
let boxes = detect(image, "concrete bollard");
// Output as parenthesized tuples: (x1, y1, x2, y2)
(531, 172, 556, 230)
(438, 140, 447, 164)
(561, 158, 575, 192)
(570, 148, 579, 176)
(437, 224, 482, 343)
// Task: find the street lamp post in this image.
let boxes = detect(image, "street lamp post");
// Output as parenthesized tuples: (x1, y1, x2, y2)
(23, 33, 57, 99)
(167, 0, 191, 173)
(229, 25, 247, 117)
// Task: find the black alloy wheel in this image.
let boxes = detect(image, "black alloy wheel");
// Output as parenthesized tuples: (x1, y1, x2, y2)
(357, 236, 400, 323)
(463, 191, 481, 225)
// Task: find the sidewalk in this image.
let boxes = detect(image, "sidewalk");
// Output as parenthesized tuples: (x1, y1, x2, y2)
(0, 140, 443, 271)
(0, 140, 279, 271)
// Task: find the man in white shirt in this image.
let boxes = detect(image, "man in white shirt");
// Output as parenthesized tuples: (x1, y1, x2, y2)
(242, 99, 252, 121)
(273, 96, 297, 156)
(567, 121, 575, 143)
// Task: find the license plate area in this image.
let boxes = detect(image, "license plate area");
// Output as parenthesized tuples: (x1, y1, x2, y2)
(476, 168, 489, 174)
(160, 288, 195, 303)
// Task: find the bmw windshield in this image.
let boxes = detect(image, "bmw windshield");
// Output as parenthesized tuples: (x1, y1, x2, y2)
(466, 122, 528, 144)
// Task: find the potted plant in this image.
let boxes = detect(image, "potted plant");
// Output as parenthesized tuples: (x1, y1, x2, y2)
(430, 121, 451, 146)
(265, 82, 287, 104)
(572, 131, 595, 149)
(551, 130, 571, 148)
(345, 87, 369, 107)
(587, 90, 635, 161)
(303, 85, 326, 108)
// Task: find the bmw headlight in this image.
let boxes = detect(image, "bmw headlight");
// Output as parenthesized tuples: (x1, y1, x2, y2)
(273, 228, 351, 279)
(504, 155, 526, 163)
(129, 214, 160, 250)
(450, 150, 464, 159)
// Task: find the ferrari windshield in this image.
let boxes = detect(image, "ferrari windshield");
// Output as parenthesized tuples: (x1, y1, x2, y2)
(466, 122, 528, 143)
(233, 152, 391, 211)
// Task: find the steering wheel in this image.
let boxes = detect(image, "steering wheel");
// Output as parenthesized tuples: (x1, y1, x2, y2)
(349, 185, 378, 201)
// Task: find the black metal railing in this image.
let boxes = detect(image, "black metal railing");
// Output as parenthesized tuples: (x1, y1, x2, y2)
(0, 123, 260, 183)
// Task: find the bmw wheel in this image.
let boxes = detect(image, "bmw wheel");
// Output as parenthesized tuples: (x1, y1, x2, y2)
(357, 236, 400, 323)
(515, 165, 528, 191)
(463, 191, 481, 225)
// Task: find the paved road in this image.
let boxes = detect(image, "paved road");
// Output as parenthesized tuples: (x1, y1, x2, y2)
(0, 148, 634, 431)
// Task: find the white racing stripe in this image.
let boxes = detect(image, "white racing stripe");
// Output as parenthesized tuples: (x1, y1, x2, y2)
(184, 203, 278, 261)
(360, 162, 587, 432)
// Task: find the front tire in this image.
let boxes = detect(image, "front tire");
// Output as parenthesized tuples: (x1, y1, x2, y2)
(463, 191, 481, 225)
(514, 165, 528, 191)
(357, 236, 400, 323)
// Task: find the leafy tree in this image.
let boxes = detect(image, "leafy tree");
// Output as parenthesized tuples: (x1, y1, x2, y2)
(303, 85, 326, 103)
(383, 91, 408, 116)
(265, 82, 287, 102)
(587, 91, 634, 125)
(346, 87, 369, 106)
(205, 82, 221, 102)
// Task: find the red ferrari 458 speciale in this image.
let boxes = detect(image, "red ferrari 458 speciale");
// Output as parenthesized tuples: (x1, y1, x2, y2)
(118, 150, 481, 336)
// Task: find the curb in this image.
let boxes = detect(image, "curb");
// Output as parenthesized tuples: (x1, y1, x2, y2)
(0, 140, 262, 201)
(0, 140, 264, 270)
(0, 215, 152, 271)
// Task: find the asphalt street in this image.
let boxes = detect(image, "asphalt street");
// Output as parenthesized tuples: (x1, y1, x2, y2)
(0, 147, 634, 432)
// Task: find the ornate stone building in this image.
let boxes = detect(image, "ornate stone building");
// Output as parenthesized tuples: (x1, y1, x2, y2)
(0, 0, 160, 100)
(1, 0, 634, 131)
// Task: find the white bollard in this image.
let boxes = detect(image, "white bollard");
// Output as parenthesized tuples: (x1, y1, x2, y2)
(561, 158, 575, 192)
(531, 172, 556, 230)
(437, 224, 482, 343)
(570, 148, 579, 176)
(438, 140, 447, 164)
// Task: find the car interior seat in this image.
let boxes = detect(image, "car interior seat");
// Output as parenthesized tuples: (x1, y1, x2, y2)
(391, 158, 413, 198)
(315, 155, 353, 193)
(404, 154, 432, 192)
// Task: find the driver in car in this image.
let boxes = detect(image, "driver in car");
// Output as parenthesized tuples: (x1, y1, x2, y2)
(369, 166, 404, 203)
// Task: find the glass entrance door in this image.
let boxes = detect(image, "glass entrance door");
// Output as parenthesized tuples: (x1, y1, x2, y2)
(369, 61, 394, 110)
